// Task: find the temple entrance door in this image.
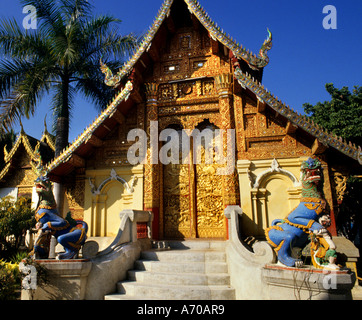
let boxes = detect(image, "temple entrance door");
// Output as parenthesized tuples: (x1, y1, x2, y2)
(162, 123, 226, 239)
(195, 160, 225, 239)
(163, 162, 194, 239)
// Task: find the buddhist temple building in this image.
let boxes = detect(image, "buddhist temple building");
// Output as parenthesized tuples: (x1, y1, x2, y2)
(41, 0, 361, 242)
(0, 122, 55, 207)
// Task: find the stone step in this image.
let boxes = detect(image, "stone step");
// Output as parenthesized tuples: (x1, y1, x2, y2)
(104, 240, 235, 300)
(128, 270, 230, 286)
(135, 259, 229, 274)
(105, 294, 160, 300)
(152, 240, 227, 250)
(140, 249, 227, 263)
(115, 281, 235, 300)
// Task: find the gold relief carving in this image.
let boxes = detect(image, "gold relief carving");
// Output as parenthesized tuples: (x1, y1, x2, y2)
(163, 163, 191, 239)
(195, 145, 225, 238)
(172, 83, 178, 99)
(66, 179, 85, 209)
(145, 83, 159, 101)
(241, 142, 309, 160)
(244, 114, 256, 131)
(248, 139, 283, 149)
(159, 84, 173, 101)
(144, 86, 160, 210)
(181, 114, 221, 132)
(159, 104, 218, 117)
(203, 81, 214, 95)
(158, 79, 216, 103)
(233, 94, 245, 158)
(332, 172, 348, 202)
(196, 81, 202, 96)
(65, 179, 85, 220)
(214, 73, 233, 94)
(161, 127, 227, 239)
(10, 168, 37, 188)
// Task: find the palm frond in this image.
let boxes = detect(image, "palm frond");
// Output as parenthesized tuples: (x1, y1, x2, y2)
(59, 0, 93, 22)
(0, 17, 55, 63)
(0, 91, 24, 133)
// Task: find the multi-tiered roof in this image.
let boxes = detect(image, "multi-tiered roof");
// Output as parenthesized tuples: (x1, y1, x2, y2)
(0, 121, 55, 182)
(45, 0, 362, 177)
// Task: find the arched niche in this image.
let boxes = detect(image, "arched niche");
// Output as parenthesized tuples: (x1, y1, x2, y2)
(250, 159, 302, 234)
(89, 172, 135, 237)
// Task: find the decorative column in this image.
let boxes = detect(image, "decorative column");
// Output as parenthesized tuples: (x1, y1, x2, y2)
(214, 74, 240, 208)
(144, 83, 160, 239)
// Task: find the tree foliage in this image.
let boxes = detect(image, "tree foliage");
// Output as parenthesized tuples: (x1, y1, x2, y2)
(0, 0, 138, 155)
(337, 177, 362, 243)
(0, 259, 20, 300)
(303, 83, 362, 146)
(304, 84, 362, 254)
(0, 197, 35, 259)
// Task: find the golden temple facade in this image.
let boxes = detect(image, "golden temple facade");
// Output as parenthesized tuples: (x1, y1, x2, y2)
(42, 0, 361, 241)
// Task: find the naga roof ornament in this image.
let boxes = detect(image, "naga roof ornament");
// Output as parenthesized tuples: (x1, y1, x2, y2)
(100, 0, 272, 87)
(186, 0, 272, 70)
(234, 67, 362, 165)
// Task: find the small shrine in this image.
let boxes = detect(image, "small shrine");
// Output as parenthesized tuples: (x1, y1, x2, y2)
(0, 122, 55, 205)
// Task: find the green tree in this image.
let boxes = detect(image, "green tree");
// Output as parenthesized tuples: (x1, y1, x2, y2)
(303, 83, 362, 146)
(304, 84, 362, 271)
(0, 197, 35, 259)
(0, 0, 137, 156)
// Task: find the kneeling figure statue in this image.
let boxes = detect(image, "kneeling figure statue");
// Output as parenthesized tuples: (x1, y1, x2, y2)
(33, 171, 88, 260)
(265, 157, 338, 269)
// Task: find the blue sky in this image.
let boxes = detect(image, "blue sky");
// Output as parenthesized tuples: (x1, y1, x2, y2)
(1, 0, 361, 142)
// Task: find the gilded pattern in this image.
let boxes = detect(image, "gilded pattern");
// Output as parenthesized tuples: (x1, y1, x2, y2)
(65, 178, 85, 220)
(214, 74, 240, 207)
(195, 146, 225, 238)
(331, 171, 348, 203)
(163, 163, 191, 238)
(144, 83, 160, 209)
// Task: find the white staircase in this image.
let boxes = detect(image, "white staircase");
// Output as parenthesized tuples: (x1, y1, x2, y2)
(104, 240, 235, 300)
